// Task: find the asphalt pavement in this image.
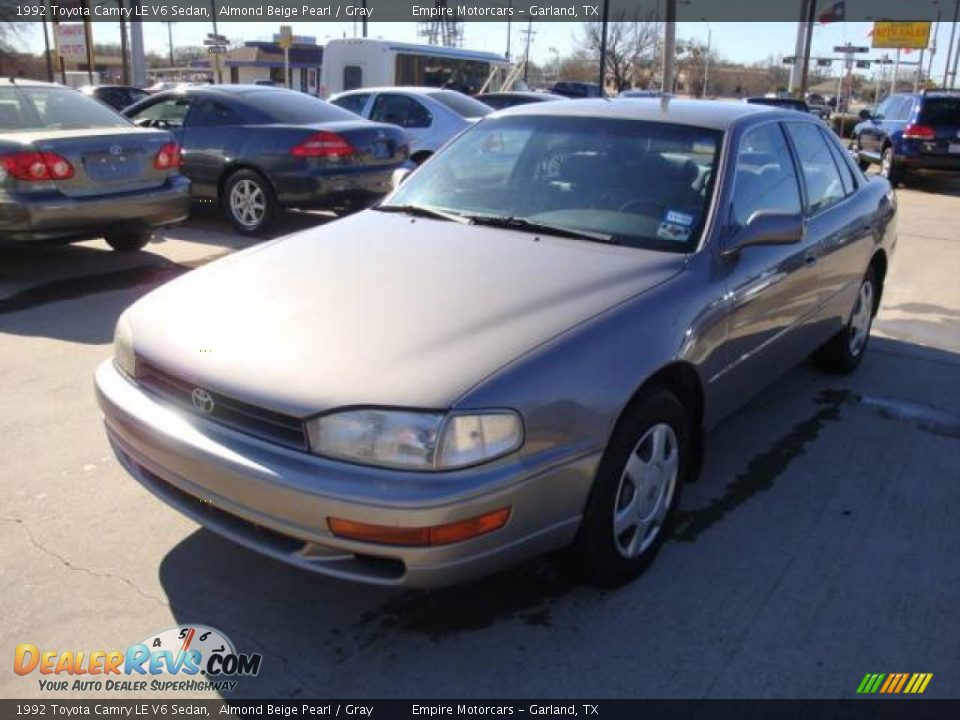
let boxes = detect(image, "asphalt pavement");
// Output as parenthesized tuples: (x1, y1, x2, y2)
(1, 183, 958, 700)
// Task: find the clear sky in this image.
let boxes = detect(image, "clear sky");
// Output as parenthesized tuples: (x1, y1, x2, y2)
(12, 19, 957, 81)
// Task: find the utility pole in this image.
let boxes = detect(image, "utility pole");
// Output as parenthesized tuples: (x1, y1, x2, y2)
(521, 19, 534, 83)
(598, 0, 609, 94)
(945, 0, 959, 88)
(798, 0, 818, 98)
(81, 0, 95, 84)
(789, 0, 810, 95)
(362, 0, 368, 38)
(661, 0, 676, 93)
(951, 30, 960, 88)
(506, 2, 512, 60)
(210, 0, 223, 83)
(891, 48, 900, 94)
(167, 23, 175, 67)
(41, 17, 54, 82)
(702, 23, 711, 97)
(118, 0, 130, 85)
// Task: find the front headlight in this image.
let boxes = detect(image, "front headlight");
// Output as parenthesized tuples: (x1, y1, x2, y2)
(113, 313, 136, 378)
(306, 409, 523, 470)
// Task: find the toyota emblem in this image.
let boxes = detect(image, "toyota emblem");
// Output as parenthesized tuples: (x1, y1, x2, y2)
(191, 388, 215, 414)
(109, 145, 122, 156)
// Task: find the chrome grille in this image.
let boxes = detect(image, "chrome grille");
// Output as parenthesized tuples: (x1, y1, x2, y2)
(136, 359, 308, 450)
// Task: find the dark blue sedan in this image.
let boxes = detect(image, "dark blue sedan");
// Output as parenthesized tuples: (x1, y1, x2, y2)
(124, 85, 409, 233)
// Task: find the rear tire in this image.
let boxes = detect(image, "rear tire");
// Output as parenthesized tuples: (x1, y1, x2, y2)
(813, 266, 877, 375)
(222, 169, 279, 235)
(104, 228, 152, 252)
(566, 387, 690, 588)
(880, 146, 904, 186)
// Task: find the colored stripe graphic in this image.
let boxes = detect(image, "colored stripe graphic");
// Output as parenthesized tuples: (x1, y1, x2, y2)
(857, 672, 933, 694)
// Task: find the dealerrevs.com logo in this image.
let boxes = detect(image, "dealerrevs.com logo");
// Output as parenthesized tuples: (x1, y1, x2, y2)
(14, 625, 262, 694)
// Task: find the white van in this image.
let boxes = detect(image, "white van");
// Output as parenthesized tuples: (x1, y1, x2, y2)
(319, 38, 510, 98)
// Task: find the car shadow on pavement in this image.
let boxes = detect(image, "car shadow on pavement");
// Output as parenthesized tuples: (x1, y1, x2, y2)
(0, 210, 336, 345)
(156, 336, 960, 698)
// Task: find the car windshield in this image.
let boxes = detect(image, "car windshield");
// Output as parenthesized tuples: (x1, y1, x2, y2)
(384, 115, 722, 253)
(920, 97, 960, 125)
(427, 91, 493, 118)
(0, 86, 129, 132)
(246, 89, 358, 123)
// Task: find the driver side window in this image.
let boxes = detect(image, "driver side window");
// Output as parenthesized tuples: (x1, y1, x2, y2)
(131, 97, 190, 128)
(731, 123, 802, 228)
(370, 94, 431, 129)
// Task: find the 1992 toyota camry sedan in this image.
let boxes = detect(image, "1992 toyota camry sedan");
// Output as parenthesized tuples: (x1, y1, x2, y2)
(95, 99, 896, 588)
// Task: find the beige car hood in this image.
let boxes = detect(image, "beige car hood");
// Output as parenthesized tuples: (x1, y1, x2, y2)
(128, 211, 684, 416)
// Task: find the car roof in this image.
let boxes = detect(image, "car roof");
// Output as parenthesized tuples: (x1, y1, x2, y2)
(480, 91, 562, 100)
(334, 86, 463, 97)
(0, 78, 63, 88)
(493, 97, 785, 130)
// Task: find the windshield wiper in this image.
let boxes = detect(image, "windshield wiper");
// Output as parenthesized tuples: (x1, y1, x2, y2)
(374, 203, 472, 224)
(464, 215, 618, 244)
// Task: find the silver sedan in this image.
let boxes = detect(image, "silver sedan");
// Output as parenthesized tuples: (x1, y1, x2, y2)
(96, 99, 896, 588)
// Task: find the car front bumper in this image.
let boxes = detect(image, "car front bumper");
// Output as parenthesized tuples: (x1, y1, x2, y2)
(0, 176, 191, 243)
(94, 360, 598, 588)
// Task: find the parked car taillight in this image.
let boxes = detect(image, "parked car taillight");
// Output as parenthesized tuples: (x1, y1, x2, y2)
(0, 151, 74, 181)
(902, 124, 936, 140)
(153, 143, 181, 170)
(290, 132, 355, 158)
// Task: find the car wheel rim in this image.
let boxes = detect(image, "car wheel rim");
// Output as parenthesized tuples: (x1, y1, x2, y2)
(881, 152, 891, 177)
(612, 423, 679, 559)
(230, 179, 266, 228)
(848, 279, 874, 356)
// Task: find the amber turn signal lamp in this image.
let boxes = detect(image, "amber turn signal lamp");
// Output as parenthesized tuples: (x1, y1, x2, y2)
(328, 507, 511, 547)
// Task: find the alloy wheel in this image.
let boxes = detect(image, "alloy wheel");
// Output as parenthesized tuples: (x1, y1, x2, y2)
(849, 278, 874, 356)
(229, 179, 266, 228)
(612, 423, 679, 559)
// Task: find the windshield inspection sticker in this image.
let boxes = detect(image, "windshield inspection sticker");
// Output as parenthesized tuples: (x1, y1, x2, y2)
(664, 209, 695, 226)
(657, 221, 691, 243)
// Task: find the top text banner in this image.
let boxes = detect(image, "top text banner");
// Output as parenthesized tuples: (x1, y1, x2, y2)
(4, 0, 946, 23)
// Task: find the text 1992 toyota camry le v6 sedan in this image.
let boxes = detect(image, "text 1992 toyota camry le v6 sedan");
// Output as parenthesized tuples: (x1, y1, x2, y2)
(95, 99, 896, 588)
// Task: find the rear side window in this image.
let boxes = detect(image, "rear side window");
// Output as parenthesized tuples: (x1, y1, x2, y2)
(0, 86, 128, 132)
(821, 127, 858, 194)
(920, 97, 960, 125)
(188, 99, 245, 127)
(785, 122, 846, 214)
(331, 93, 370, 116)
(427, 91, 492, 119)
(370, 94, 432, 128)
(731, 123, 802, 228)
(246, 89, 357, 123)
(130, 97, 190, 128)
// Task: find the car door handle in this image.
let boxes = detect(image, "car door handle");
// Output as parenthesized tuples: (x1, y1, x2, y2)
(804, 254, 818, 266)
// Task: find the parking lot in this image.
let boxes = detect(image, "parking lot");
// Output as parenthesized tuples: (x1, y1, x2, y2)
(1, 176, 958, 700)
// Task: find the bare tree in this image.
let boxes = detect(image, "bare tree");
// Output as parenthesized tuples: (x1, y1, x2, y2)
(579, 10, 660, 91)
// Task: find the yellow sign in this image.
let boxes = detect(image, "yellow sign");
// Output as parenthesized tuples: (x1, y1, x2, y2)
(871, 22, 931, 50)
(278, 25, 293, 50)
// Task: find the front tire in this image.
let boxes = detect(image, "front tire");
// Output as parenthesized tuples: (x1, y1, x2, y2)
(222, 169, 278, 234)
(104, 228, 152, 252)
(567, 387, 690, 588)
(813, 266, 877, 375)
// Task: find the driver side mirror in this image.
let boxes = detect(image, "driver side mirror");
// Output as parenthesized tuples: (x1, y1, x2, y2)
(722, 211, 804, 259)
(858, 108, 873, 121)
